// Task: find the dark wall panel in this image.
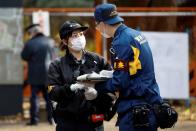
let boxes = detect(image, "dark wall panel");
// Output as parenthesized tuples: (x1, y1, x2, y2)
(0, 85, 22, 116)
(0, 0, 22, 7)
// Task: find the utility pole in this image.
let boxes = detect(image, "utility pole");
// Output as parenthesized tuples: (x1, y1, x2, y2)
(102, 0, 108, 60)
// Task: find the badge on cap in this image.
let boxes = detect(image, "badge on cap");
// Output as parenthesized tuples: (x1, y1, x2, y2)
(110, 10, 118, 17)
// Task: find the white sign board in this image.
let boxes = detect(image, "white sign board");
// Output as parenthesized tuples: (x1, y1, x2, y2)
(33, 11, 50, 36)
(143, 32, 189, 99)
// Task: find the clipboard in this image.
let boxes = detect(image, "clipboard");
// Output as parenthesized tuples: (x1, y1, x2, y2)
(77, 74, 111, 82)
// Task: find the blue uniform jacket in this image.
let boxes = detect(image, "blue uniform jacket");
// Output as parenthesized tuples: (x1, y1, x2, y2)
(95, 24, 162, 114)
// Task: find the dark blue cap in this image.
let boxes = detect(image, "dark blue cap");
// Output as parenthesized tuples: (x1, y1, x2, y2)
(94, 3, 124, 25)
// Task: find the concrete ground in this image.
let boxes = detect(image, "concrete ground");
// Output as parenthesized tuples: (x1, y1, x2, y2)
(0, 100, 195, 131)
(0, 118, 195, 131)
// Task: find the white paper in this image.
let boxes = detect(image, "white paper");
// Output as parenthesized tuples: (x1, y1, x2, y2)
(33, 11, 50, 36)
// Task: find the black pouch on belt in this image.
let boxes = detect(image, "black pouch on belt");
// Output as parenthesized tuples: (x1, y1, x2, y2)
(153, 102, 178, 129)
(132, 105, 150, 128)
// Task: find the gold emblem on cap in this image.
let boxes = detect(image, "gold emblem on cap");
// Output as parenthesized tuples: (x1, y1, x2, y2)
(110, 10, 118, 16)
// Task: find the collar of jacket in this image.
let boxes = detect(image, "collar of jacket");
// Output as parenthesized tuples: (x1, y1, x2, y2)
(113, 24, 127, 38)
(66, 50, 86, 66)
(31, 33, 44, 40)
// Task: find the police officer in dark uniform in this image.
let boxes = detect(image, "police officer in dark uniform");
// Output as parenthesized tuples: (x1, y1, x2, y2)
(47, 20, 116, 131)
(92, 3, 163, 131)
(21, 24, 55, 125)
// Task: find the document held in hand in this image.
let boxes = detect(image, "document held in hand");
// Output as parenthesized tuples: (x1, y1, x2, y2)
(77, 71, 113, 82)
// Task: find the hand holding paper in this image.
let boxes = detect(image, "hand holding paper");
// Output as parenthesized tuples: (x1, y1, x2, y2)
(70, 83, 85, 91)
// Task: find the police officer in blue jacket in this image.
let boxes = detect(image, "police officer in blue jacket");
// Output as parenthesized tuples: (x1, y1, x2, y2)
(93, 3, 163, 131)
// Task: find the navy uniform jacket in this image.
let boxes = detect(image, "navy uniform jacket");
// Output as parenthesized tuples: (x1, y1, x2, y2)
(95, 24, 162, 114)
(21, 33, 55, 85)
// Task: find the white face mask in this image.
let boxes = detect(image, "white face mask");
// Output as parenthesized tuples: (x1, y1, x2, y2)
(101, 31, 110, 38)
(101, 24, 111, 38)
(69, 35, 86, 51)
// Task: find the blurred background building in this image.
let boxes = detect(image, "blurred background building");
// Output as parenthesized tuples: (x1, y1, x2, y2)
(0, 0, 196, 122)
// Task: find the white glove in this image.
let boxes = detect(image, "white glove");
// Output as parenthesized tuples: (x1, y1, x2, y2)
(84, 87, 97, 100)
(70, 83, 85, 91)
(82, 82, 95, 89)
(99, 70, 113, 78)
